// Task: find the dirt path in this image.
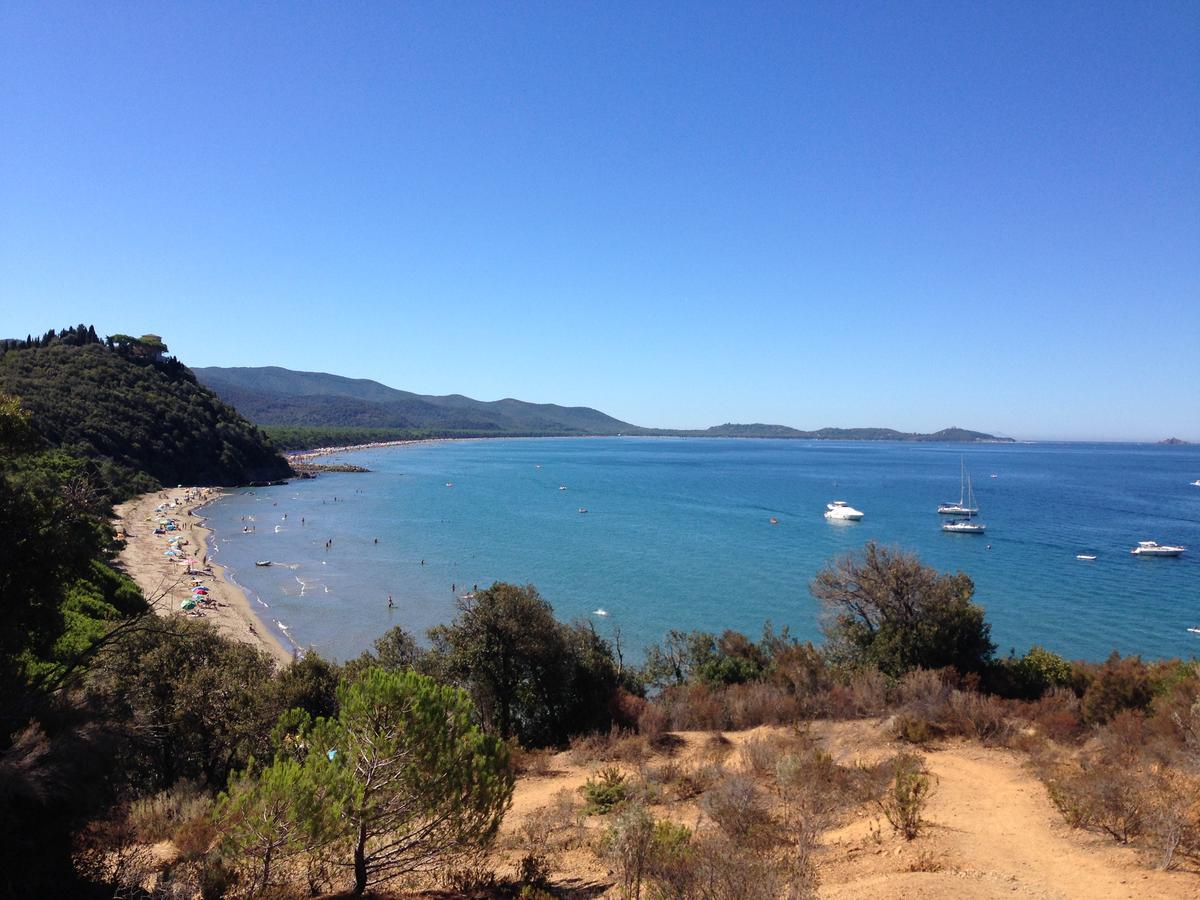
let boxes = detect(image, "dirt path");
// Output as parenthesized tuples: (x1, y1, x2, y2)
(922, 744, 1184, 899)
(822, 738, 1192, 899)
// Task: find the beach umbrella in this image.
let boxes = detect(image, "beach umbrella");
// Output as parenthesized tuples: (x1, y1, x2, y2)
(164, 549, 181, 556)
(180, 598, 197, 610)
(191, 587, 208, 594)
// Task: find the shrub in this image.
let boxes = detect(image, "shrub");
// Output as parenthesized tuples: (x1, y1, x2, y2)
(726, 681, 802, 729)
(878, 753, 933, 840)
(701, 775, 779, 847)
(601, 804, 655, 899)
(1082, 652, 1154, 725)
(946, 690, 1012, 744)
(128, 781, 212, 844)
(582, 767, 629, 815)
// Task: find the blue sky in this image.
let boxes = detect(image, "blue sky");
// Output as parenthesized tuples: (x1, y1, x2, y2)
(2, 2, 1197, 441)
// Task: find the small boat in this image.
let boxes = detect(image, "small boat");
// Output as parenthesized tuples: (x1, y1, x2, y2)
(1191, 480, 1200, 487)
(824, 501, 864, 521)
(578, 507, 588, 514)
(594, 608, 609, 617)
(1130, 541, 1186, 557)
(942, 519, 987, 534)
(255, 560, 272, 567)
(1075, 554, 1097, 561)
(1187, 627, 1200, 635)
(445, 482, 453, 487)
(559, 485, 567, 491)
(769, 517, 779, 525)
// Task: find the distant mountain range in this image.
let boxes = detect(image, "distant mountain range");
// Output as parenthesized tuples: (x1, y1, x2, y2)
(194, 366, 1012, 445)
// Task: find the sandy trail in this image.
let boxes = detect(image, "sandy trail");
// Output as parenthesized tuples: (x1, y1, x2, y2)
(113, 487, 292, 666)
(822, 738, 1191, 899)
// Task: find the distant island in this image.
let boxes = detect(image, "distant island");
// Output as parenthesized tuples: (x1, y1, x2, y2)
(194, 365, 1013, 449)
(1159, 437, 1190, 445)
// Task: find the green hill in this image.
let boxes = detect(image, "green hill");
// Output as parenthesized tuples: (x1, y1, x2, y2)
(193, 365, 638, 435)
(0, 330, 292, 499)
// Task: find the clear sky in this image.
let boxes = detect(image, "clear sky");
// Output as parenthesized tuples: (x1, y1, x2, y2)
(2, 2, 1197, 441)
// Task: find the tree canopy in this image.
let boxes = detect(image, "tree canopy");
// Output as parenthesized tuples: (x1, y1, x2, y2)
(811, 542, 995, 677)
(427, 582, 625, 747)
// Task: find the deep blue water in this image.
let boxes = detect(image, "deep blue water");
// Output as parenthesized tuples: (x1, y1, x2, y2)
(203, 438, 1200, 664)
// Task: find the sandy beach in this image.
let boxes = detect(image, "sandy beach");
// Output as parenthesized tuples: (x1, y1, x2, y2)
(113, 486, 292, 666)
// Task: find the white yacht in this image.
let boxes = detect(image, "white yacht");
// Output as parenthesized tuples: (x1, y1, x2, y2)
(1130, 541, 1186, 557)
(939, 458, 979, 515)
(824, 501, 864, 521)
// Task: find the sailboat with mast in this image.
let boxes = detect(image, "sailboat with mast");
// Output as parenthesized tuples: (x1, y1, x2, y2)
(938, 457, 979, 516)
(941, 468, 986, 533)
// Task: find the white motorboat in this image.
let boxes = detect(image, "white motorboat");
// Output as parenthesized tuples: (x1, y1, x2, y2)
(824, 501, 864, 521)
(1191, 480, 1200, 487)
(1130, 541, 1185, 557)
(942, 518, 986, 534)
(1075, 554, 1097, 561)
(939, 457, 980, 515)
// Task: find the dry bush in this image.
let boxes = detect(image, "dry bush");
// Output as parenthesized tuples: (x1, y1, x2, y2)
(511, 744, 559, 777)
(945, 690, 1013, 745)
(877, 752, 934, 840)
(739, 728, 812, 778)
(637, 701, 670, 746)
(897, 669, 954, 719)
(569, 726, 648, 767)
(1023, 687, 1086, 743)
(657, 761, 724, 802)
(893, 715, 938, 745)
(127, 780, 213, 844)
(726, 682, 803, 729)
(821, 668, 890, 718)
(659, 683, 731, 731)
(701, 774, 786, 850)
(686, 828, 816, 900)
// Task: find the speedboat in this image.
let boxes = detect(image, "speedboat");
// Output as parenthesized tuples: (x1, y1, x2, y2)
(1130, 541, 1185, 557)
(578, 507, 588, 514)
(824, 501, 864, 521)
(942, 518, 986, 534)
(1075, 554, 1097, 561)
(255, 560, 271, 567)
(1191, 480, 1200, 487)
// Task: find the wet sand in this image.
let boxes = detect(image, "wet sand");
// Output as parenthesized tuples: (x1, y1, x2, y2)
(113, 486, 292, 666)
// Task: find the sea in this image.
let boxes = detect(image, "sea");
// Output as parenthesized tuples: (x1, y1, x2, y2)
(202, 438, 1200, 665)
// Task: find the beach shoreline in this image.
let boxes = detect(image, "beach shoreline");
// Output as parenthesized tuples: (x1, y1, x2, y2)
(286, 437, 449, 462)
(113, 487, 293, 666)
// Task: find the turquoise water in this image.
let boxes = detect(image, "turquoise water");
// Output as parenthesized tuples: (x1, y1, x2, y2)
(203, 438, 1200, 664)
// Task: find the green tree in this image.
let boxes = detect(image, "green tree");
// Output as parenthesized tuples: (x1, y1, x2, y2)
(811, 542, 995, 677)
(218, 757, 340, 894)
(427, 582, 621, 746)
(312, 668, 513, 894)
